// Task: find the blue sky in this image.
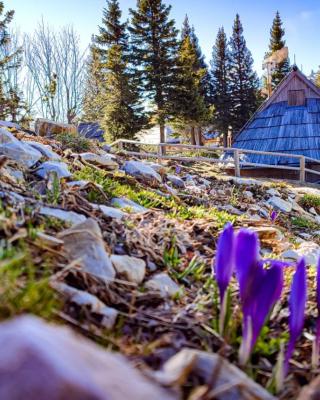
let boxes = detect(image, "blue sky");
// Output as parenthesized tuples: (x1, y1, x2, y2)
(9, 0, 320, 76)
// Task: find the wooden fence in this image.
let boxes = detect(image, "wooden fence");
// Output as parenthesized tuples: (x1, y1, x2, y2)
(109, 139, 320, 183)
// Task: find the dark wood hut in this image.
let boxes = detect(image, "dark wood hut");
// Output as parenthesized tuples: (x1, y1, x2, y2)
(233, 67, 320, 168)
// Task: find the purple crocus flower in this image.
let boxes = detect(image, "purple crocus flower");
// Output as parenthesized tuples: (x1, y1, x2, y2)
(312, 258, 320, 368)
(270, 210, 278, 223)
(285, 258, 307, 373)
(235, 230, 284, 365)
(175, 165, 182, 174)
(213, 223, 235, 334)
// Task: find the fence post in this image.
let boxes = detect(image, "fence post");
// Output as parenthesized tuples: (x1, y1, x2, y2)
(118, 140, 124, 152)
(157, 144, 163, 163)
(300, 156, 306, 182)
(234, 149, 241, 177)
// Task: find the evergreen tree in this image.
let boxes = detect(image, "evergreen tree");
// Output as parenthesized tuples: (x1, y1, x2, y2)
(129, 0, 179, 143)
(83, 0, 147, 141)
(229, 14, 258, 134)
(174, 35, 208, 144)
(268, 11, 290, 87)
(211, 27, 230, 146)
(182, 15, 212, 107)
(0, 2, 24, 121)
(82, 44, 106, 122)
(314, 68, 320, 88)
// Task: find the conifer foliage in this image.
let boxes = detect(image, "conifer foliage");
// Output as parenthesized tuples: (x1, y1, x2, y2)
(268, 11, 290, 87)
(211, 27, 230, 146)
(129, 0, 179, 143)
(228, 14, 258, 133)
(83, 0, 146, 141)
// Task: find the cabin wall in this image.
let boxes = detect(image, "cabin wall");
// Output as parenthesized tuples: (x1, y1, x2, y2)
(272, 75, 320, 104)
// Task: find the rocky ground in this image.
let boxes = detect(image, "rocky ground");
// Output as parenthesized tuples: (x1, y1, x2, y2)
(1, 123, 320, 399)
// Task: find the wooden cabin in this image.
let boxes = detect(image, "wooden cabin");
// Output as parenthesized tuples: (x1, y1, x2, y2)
(232, 67, 320, 181)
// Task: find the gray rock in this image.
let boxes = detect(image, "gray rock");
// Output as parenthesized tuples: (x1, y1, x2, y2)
(51, 282, 118, 329)
(35, 161, 71, 179)
(266, 188, 280, 197)
(282, 249, 299, 262)
(0, 128, 42, 167)
(5, 167, 24, 183)
(67, 180, 91, 188)
(220, 204, 243, 216)
(297, 241, 320, 265)
(58, 218, 115, 280)
(148, 162, 166, 174)
(243, 190, 254, 199)
(0, 120, 21, 129)
(232, 177, 264, 186)
(123, 160, 161, 183)
(145, 273, 180, 298)
(39, 206, 86, 225)
(0, 316, 177, 400)
(310, 207, 317, 215)
(26, 141, 61, 160)
(98, 205, 127, 220)
(111, 255, 146, 284)
(166, 174, 185, 188)
(80, 152, 118, 169)
(267, 196, 292, 213)
(111, 197, 148, 213)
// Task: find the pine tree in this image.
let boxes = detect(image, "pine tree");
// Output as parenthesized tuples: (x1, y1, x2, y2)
(229, 14, 258, 134)
(0, 2, 24, 121)
(83, 0, 147, 141)
(129, 0, 179, 143)
(268, 11, 290, 87)
(182, 15, 212, 107)
(82, 44, 106, 122)
(174, 35, 208, 144)
(314, 68, 320, 88)
(211, 27, 230, 146)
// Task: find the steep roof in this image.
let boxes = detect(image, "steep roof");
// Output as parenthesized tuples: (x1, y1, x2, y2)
(233, 68, 320, 165)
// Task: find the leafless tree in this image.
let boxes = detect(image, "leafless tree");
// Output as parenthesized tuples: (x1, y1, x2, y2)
(24, 21, 87, 123)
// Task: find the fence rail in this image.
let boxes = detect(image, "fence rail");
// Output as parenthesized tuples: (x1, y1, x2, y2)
(109, 139, 320, 183)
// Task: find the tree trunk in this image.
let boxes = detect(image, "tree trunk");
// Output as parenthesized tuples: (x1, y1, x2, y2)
(160, 124, 166, 155)
(196, 127, 203, 146)
(190, 126, 196, 145)
(223, 131, 228, 148)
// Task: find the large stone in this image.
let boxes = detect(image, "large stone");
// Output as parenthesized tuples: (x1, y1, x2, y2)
(35, 161, 71, 179)
(111, 197, 148, 213)
(0, 316, 177, 400)
(80, 152, 118, 169)
(266, 188, 280, 197)
(166, 174, 185, 188)
(267, 196, 292, 213)
(0, 128, 42, 168)
(232, 177, 264, 187)
(98, 205, 127, 220)
(145, 273, 180, 298)
(35, 118, 77, 137)
(123, 160, 161, 183)
(58, 218, 115, 280)
(0, 120, 21, 129)
(39, 206, 86, 225)
(297, 241, 320, 265)
(152, 349, 275, 400)
(26, 141, 61, 160)
(51, 282, 118, 329)
(111, 255, 146, 284)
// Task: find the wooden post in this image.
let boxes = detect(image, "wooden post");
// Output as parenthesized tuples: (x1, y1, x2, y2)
(234, 149, 241, 177)
(118, 141, 124, 152)
(158, 144, 163, 163)
(300, 156, 306, 182)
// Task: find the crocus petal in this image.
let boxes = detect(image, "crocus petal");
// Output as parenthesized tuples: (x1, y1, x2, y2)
(270, 210, 278, 222)
(235, 229, 259, 303)
(214, 223, 235, 303)
(317, 257, 320, 314)
(239, 261, 283, 365)
(285, 258, 307, 372)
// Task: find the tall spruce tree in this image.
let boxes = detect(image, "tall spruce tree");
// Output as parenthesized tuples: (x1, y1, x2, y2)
(181, 15, 212, 107)
(174, 34, 208, 144)
(211, 27, 230, 146)
(0, 2, 24, 121)
(83, 0, 146, 141)
(268, 11, 290, 87)
(229, 14, 258, 134)
(129, 0, 179, 143)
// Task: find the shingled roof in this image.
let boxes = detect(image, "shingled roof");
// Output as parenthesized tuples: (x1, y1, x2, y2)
(233, 67, 320, 165)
